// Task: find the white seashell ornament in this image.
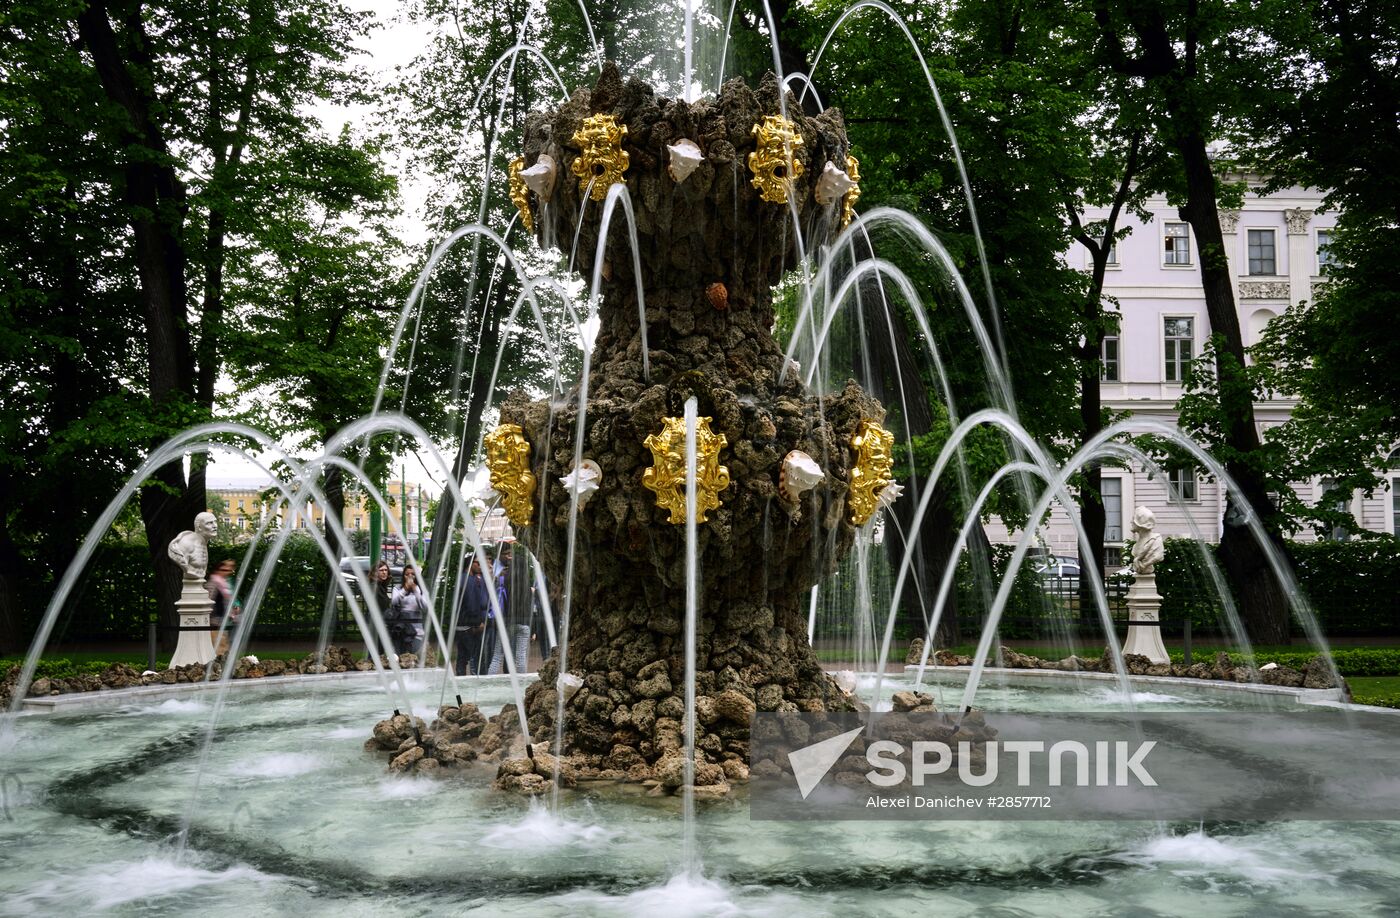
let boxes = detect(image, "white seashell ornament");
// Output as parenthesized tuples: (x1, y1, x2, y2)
(876, 480, 904, 510)
(560, 459, 602, 509)
(667, 139, 704, 183)
(814, 161, 857, 206)
(779, 450, 824, 502)
(520, 154, 557, 201)
(557, 672, 584, 701)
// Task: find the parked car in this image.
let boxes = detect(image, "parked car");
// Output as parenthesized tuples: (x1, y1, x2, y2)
(338, 556, 403, 596)
(1030, 554, 1081, 590)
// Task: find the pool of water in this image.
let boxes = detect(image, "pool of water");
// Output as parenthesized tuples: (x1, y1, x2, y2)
(0, 672, 1392, 916)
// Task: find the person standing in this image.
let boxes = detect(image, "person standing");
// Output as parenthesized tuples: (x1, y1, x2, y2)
(207, 559, 236, 657)
(479, 544, 505, 671)
(454, 557, 491, 675)
(368, 560, 393, 660)
(490, 545, 533, 675)
(390, 566, 428, 659)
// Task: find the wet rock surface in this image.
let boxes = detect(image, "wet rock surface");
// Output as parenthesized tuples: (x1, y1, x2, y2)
(904, 642, 1345, 691)
(0, 645, 432, 710)
(366, 701, 499, 776)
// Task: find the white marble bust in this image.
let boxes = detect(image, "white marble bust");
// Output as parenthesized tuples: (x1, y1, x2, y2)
(1130, 506, 1166, 575)
(168, 511, 218, 579)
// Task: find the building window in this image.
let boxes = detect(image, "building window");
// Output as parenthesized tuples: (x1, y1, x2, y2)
(1247, 229, 1276, 275)
(1101, 336, 1120, 381)
(1164, 317, 1193, 382)
(1322, 481, 1351, 542)
(1393, 478, 1400, 536)
(1317, 229, 1336, 274)
(1164, 223, 1191, 265)
(237, 498, 244, 511)
(1106, 241, 1118, 265)
(354, 516, 363, 530)
(1102, 477, 1124, 542)
(1168, 466, 1197, 502)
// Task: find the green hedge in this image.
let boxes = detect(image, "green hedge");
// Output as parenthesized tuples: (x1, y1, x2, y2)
(21, 531, 1400, 645)
(21, 535, 465, 644)
(1157, 536, 1400, 636)
(949, 536, 1400, 640)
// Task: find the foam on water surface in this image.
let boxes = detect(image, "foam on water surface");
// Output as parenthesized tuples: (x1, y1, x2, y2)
(480, 799, 616, 850)
(238, 752, 325, 779)
(1, 857, 278, 914)
(1119, 830, 1333, 888)
(553, 870, 819, 918)
(119, 698, 210, 716)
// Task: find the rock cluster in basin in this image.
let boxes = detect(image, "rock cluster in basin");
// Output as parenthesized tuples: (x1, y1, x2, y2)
(0, 644, 430, 709)
(365, 701, 508, 775)
(749, 705, 1001, 792)
(913, 643, 1344, 690)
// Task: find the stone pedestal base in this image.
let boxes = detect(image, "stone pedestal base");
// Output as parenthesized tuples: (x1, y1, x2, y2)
(168, 576, 216, 669)
(1123, 573, 1170, 664)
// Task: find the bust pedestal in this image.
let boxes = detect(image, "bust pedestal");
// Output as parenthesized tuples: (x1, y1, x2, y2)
(167, 575, 216, 668)
(1123, 573, 1170, 664)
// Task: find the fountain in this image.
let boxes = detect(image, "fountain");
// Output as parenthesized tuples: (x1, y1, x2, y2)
(0, 6, 1389, 914)
(490, 64, 881, 787)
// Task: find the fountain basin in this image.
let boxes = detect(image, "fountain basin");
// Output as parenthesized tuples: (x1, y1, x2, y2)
(3, 672, 1396, 915)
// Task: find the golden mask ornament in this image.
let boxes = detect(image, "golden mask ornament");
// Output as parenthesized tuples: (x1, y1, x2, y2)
(841, 154, 862, 230)
(484, 423, 537, 528)
(508, 156, 534, 234)
(570, 114, 630, 201)
(642, 416, 731, 525)
(847, 418, 894, 526)
(748, 115, 805, 204)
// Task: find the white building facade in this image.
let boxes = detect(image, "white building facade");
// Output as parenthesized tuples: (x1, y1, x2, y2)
(990, 180, 1398, 558)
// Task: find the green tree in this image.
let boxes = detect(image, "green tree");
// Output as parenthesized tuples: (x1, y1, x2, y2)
(2, 0, 394, 649)
(74, 0, 379, 646)
(782, 0, 1088, 642)
(1092, 0, 1302, 643)
(1248, 0, 1400, 531)
(0, 0, 147, 652)
(223, 132, 408, 561)
(391, 0, 587, 581)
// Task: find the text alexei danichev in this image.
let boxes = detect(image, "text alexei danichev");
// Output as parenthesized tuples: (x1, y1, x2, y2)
(865, 795, 1053, 809)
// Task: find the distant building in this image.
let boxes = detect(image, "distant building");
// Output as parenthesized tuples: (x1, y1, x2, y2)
(989, 179, 1396, 559)
(208, 476, 431, 547)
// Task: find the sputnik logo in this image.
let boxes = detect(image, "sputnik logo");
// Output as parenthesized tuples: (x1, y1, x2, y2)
(787, 726, 864, 799)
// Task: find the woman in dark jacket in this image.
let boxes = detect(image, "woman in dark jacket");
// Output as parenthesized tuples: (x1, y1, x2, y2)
(454, 557, 491, 675)
(364, 560, 394, 660)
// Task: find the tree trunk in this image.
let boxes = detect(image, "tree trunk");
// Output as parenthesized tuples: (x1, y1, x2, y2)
(1098, 4, 1295, 644)
(0, 526, 25, 656)
(1173, 130, 1293, 645)
(1077, 275, 1108, 610)
(851, 239, 965, 650)
(79, 0, 204, 649)
(883, 480, 963, 647)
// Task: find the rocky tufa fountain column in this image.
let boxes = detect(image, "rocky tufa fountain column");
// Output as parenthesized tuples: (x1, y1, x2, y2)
(494, 64, 887, 784)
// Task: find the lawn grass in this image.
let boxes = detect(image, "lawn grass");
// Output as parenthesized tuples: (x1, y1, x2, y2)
(1346, 676, 1400, 709)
